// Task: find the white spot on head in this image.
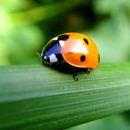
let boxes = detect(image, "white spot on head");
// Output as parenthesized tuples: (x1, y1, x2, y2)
(59, 40, 65, 47)
(44, 55, 48, 60)
(49, 54, 58, 63)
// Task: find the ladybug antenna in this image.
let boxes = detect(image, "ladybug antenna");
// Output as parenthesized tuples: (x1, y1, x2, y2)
(36, 52, 42, 59)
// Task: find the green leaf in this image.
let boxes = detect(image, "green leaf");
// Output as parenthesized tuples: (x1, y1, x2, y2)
(0, 63, 130, 130)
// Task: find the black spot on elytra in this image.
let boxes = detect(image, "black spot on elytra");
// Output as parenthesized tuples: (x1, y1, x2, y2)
(83, 38, 89, 45)
(80, 55, 86, 62)
(98, 54, 100, 63)
(58, 34, 69, 41)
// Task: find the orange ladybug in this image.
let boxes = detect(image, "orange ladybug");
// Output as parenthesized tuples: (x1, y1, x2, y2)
(41, 32, 100, 80)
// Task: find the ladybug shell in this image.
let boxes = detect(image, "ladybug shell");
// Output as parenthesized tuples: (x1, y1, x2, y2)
(60, 33, 99, 68)
(41, 32, 99, 71)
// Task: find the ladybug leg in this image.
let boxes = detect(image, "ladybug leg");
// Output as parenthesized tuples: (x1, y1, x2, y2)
(72, 73, 79, 81)
(85, 68, 91, 74)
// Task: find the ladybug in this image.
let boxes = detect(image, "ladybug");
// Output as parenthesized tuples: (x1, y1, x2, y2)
(41, 32, 100, 80)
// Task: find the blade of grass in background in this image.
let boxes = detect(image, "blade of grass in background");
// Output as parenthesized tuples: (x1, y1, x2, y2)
(13, 0, 87, 24)
(0, 63, 130, 130)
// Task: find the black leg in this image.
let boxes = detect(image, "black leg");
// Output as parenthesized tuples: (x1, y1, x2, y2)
(72, 73, 79, 81)
(85, 68, 91, 74)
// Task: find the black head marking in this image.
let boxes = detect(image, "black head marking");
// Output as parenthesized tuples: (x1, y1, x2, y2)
(58, 34, 69, 41)
(80, 55, 86, 62)
(83, 38, 89, 45)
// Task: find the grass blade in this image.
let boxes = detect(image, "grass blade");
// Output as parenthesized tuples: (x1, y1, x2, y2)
(0, 63, 130, 130)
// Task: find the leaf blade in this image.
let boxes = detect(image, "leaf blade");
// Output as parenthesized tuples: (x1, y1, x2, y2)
(0, 63, 130, 129)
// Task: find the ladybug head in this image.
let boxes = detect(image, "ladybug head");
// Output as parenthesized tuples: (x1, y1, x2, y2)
(41, 53, 59, 65)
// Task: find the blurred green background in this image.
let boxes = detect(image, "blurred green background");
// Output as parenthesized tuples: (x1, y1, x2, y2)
(0, 0, 130, 129)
